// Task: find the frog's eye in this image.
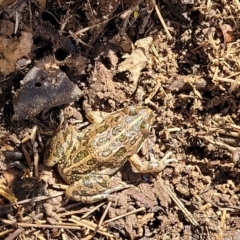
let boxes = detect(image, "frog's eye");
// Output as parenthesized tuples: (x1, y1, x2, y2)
(128, 107, 138, 116)
(111, 116, 121, 123)
(123, 106, 138, 116)
(140, 121, 151, 136)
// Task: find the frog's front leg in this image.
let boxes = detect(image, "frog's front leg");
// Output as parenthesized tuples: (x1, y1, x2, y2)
(65, 173, 133, 203)
(129, 152, 177, 173)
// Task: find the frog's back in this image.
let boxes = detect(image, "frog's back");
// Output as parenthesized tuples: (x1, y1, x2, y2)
(45, 106, 154, 184)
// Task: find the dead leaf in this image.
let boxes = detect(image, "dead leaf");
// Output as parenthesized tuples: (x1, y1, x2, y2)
(0, 31, 33, 75)
(118, 36, 153, 91)
(220, 24, 233, 44)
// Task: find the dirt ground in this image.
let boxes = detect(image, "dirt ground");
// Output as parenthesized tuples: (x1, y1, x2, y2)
(1, 0, 240, 239)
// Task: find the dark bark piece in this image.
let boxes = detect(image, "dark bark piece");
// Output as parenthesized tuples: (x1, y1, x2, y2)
(13, 67, 82, 120)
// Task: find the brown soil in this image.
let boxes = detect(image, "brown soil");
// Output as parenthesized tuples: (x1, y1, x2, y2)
(1, 0, 240, 239)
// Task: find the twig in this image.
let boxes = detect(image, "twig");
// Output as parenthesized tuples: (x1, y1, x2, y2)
(0, 192, 64, 209)
(14, 11, 19, 34)
(4, 227, 24, 240)
(103, 207, 146, 224)
(68, 218, 115, 238)
(59, 202, 105, 217)
(0, 189, 17, 203)
(97, 201, 112, 229)
(153, 0, 172, 39)
(0, 229, 13, 238)
(3, 219, 114, 238)
(74, 11, 123, 36)
(158, 178, 199, 226)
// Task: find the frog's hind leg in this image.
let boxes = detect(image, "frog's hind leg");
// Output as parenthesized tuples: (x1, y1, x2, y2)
(65, 174, 133, 203)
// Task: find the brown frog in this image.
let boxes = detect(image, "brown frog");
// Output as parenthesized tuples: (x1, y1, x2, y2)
(44, 106, 174, 203)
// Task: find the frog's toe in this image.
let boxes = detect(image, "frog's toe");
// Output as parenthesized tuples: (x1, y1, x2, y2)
(160, 151, 178, 166)
(162, 158, 178, 165)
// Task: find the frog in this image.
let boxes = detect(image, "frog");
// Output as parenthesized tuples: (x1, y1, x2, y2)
(44, 106, 175, 203)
